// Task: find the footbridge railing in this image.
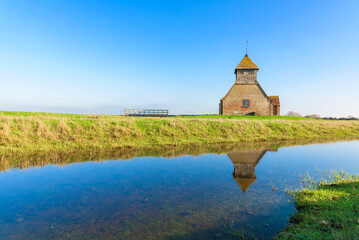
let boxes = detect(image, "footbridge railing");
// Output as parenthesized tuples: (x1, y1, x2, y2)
(124, 109, 169, 117)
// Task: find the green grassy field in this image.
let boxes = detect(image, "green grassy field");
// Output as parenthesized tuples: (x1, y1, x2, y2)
(276, 172, 359, 239)
(0, 111, 311, 120)
(0, 111, 358, 157)
(174, 114, 312, 120)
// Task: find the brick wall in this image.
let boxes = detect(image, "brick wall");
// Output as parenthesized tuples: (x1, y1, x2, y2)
(221, 84, 272, 115)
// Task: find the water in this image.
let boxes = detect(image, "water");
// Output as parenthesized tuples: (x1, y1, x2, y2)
(0, 140, 359, 239)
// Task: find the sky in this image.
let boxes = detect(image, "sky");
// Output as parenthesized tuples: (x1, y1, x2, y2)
(0, 0, 358, 117)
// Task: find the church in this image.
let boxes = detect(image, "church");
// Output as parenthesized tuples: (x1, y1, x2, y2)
(219, 54, 280, 116)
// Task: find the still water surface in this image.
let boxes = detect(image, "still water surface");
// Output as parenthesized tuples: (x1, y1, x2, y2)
(1, 141, 359, 239)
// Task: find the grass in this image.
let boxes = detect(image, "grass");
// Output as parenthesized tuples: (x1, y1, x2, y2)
(174, 114, 312, 121)
(224, 220, 258, 240)
(276, 171, 359, 240)
(0, 111, 359, 158)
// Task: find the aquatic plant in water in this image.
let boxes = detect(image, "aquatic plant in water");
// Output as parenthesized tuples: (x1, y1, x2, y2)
(224, 220, 258, 240)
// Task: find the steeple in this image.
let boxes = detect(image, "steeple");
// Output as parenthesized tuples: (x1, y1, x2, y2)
(235, 55, 259, 71)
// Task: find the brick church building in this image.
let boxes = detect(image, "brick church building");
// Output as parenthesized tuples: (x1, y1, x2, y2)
(219, 54, 280, 116)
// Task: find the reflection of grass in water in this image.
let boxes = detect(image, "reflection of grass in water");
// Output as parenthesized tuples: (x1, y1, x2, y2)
(0, 138, 354, 172)
(225, 220, 258, 240)
(278, 171, 359, 239)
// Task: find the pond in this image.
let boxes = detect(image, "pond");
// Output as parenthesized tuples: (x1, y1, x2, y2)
(0, 140, 359, 239)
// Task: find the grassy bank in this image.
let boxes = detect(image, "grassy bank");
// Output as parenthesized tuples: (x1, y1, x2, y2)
(174, 114, 310, 120)
(277, 172, 359, 239)
(0, 111, 359, 156)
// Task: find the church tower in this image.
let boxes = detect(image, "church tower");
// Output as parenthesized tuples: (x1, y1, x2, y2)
(235, 54, 259, 84)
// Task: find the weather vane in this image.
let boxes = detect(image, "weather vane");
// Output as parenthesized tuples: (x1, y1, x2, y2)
(246, 40, 248, 56)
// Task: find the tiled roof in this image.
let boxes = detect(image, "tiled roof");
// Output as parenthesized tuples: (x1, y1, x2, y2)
(269, 96, 280, 106)
(220, 83, 270, 101)
(235, 55, 259, 70)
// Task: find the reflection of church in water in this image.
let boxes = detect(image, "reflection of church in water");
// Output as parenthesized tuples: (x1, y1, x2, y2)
(227, 148, 277, 192)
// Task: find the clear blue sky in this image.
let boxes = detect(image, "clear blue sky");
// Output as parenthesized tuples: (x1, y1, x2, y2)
(1, 0, 358, 116)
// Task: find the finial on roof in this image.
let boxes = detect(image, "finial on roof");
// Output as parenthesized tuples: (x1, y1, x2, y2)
(245, 40, 248, 56)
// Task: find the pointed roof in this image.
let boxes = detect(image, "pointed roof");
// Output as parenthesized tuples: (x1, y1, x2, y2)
(235, 54, 259, 70)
